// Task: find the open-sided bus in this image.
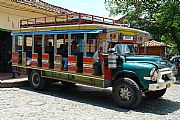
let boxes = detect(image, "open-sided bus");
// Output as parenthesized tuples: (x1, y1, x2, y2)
(11, 13, 176, 109)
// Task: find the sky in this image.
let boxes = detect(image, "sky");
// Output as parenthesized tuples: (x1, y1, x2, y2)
(42, 0, 122, 19)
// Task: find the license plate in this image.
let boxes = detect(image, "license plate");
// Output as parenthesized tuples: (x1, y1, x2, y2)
(166, 83, 171, 88)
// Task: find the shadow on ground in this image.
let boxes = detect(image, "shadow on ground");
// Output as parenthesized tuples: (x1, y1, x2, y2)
(17, 82, 180, 115)
(136, 97, 180, 115)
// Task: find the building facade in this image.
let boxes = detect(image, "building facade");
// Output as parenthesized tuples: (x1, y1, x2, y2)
(0, 0, 74, 72)
(138, 40, 168, 57)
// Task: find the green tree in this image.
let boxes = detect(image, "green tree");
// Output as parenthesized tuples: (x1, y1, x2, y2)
(154, 2, 180, 54)
(105, 0, 180, 54)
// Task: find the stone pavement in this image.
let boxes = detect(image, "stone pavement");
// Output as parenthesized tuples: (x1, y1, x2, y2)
(0, 77, 180, 120)
(0, 73, 180, 120)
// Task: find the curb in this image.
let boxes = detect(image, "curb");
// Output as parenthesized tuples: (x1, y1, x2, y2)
(0, 78, 29, 88)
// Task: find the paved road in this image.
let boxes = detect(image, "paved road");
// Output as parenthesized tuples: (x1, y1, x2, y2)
(0, 79, 180, 120)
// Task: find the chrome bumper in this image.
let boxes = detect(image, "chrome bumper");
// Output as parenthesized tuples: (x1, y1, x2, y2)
(148, 68, 176, 91)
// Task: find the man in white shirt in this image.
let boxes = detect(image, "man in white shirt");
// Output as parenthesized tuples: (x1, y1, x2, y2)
(93, 46, 102, 76)
(93, 51, 99, 63)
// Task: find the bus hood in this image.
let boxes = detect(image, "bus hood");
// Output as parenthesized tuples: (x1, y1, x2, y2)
(125, 55, 172, 68)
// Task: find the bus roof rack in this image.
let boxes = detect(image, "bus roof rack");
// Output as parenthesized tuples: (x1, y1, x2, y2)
(20, 13, 126, 28)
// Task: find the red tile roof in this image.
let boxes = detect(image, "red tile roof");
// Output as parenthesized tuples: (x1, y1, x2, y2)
(13, 0, 76, 15)
(143, 40, 167, 47)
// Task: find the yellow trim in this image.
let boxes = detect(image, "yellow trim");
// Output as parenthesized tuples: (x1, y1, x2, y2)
(12, 25, 104, 32)
(118, 31, 138, 35)
(12, 24, 148, 36)
(107, 28, 145, 35)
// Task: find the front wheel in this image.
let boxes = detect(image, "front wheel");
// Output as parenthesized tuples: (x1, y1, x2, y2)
(145, 88, 166, 99)
(112, 78, 142, 109)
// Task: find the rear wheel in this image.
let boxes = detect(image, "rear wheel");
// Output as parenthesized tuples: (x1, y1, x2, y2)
(145, 88, 167, 99)
(29, 70, 48, 90)
(112, 78, 142, 109)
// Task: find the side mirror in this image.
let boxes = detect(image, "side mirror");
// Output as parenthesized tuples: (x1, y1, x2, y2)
(120, 56, 125, 62)
(117, 56, 125, 68)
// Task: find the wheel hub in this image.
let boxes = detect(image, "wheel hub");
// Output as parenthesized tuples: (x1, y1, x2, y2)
(32, 73, 40, 86)
(119, 86, 132, 101)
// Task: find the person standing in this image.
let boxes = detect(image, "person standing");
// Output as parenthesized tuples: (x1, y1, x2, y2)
(8, 59, 20, 78)
(61, 42, 68, 70)
(93, 46, 102, 76)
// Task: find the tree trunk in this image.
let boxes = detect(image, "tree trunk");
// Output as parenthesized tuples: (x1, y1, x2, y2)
(171, 30, 180, 54)
(177, 43, 180, 55)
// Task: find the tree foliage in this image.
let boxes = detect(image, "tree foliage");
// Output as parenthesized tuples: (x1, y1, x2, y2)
(105, 0, 180, 54)
(155, 2, 180, 54)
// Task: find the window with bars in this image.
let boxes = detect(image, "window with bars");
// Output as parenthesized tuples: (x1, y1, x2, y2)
(86, 39, 96, 52)
(18, 36, 22, 46)
(86, 34, 98, 53)
(26, 37, 32, 46)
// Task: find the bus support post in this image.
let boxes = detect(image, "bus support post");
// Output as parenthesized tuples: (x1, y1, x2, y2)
(84, 33, 87, 56)
(12, 35, 15, 52)
(54, 34, 57, 54)
(42, 34, 45, 53)
(68, 33, 71, 55)
(32, 34, 34, 53)
(22, 35, 24, 52)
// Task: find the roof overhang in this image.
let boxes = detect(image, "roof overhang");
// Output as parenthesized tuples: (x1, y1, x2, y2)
(12, 24, 150, 36)
(12, 29, 104, 36)
(0, 28, 11, 32)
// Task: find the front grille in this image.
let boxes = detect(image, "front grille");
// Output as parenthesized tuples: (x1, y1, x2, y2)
(158, 67, 172, 82)
(159, 65, 168, 69)
(162, 75, 170, 81)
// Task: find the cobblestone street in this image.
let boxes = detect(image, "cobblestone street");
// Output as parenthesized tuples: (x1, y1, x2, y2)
(0, 76, 180, 120)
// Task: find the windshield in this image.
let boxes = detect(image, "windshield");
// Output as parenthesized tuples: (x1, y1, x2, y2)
(114, 44, 136, 55)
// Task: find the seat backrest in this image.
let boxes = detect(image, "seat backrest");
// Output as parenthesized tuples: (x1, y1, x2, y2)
(86, 52, 94, 57)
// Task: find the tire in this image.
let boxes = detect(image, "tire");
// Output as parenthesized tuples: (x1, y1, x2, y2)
(145, 88, 166, 99)
(112, 78, 142, 109)
(61, 81, 76, 87)
(28, 70, 48, 90)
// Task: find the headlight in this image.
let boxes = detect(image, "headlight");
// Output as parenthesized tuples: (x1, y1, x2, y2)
(171, 64, 176, 71)
(171, 64, 177, 76)
(150, 68, 158, 81)
(153, 70, 158, 77)
(150, 68, 156, 76)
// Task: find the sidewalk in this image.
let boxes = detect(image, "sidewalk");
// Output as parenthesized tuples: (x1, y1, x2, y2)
(0, 73, 28, 88)
(0, 73, 13, 80)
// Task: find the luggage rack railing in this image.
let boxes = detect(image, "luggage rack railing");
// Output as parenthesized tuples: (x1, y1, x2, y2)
(20, 13, 122, 28)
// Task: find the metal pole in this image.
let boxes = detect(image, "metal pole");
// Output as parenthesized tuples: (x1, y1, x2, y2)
(22, 35, 24, 52)
(32, 34, 34, 53)
(42, 34, 45, 53)
(54, 34, 57, 54)
(68, 33, 71, 55)
(144, 41, 147, 54)
(12, 35, 15, 52)
(84, 33, 87, 56)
